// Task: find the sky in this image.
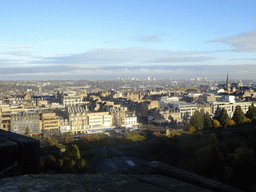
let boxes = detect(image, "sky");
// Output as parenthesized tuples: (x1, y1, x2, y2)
(0, 0, 256, 80)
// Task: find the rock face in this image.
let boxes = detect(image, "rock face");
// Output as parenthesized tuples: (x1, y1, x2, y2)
(0, 173, 138, 192)
(0, 161, 244, 192)
(0, 130, 40, 178)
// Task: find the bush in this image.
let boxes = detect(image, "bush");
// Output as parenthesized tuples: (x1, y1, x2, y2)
(46, 138, 58, 146)
(63, 132, 74, 143)
(63, 144, 81, 161)
(208, 133, 218, 145)
(224, 138, 242, 154)
(244, 117, 252, 124)
(227, 119, 236, 127)
(213, 120, 220, 128)
(188, 125, 195, 132)
(40, 144, 88, 174)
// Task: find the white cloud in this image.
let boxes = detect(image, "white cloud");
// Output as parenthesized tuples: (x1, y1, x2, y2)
(1, 49, 34, 56)
(33, 47, 214, 65)
(130, 34, 161, 42)
(208, 29, 256, 52)
(11, 45, 36, 49)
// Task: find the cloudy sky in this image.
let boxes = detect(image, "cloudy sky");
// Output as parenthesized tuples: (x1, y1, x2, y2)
(0, 0, 255, 80)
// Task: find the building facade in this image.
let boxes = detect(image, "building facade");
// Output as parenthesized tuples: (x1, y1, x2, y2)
(10, 112, 40, 135)
(61, 93, 83, 107)
(40, 111, 60, 134)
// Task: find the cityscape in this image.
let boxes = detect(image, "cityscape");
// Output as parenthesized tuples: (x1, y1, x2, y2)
(0, 0, 256, 191)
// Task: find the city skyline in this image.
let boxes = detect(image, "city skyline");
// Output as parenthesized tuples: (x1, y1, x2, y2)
(0, 0, 255, 80)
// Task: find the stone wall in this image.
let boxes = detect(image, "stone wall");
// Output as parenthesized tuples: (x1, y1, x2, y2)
(0, 130, 40, 179)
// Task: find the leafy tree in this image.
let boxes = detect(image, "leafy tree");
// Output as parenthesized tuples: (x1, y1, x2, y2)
(212, 119, 220, 128)
(31, 134, 39, 140)
(24, 127, 29, 137)
(40, 144, 88, 174)
(233, 105, 245, 125)
(189, 110, 204, 131)
(219, 108, 229, 128)
(203, 112, 213, 129)
(63, 132, 74, 143)
(245, 103, 256, 120)
(46, 138, 58, 146)
(188, 125, 195, 132)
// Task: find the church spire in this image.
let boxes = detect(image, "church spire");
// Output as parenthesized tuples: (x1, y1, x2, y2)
(226, 73, 229, 87)
(226, 73, 230, 94)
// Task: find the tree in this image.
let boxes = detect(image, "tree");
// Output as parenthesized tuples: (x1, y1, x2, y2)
(219, 108, 229, 128)
(46, 137, 58, 146)
(233, 105, 245, 125)
(188, 125, 195, 132)
(227, 119, 236, 127)
(189, 110, 204, 131)
(203, 112, 213, 129)
(213, 119, 220, 128)
(244, 117, 251, 124)
(63, 132, 74, 143)
(24, 127, 29, 137)
(245, 103, 256, 120)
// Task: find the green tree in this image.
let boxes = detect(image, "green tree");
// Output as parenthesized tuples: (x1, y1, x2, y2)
(46, 137, 58, 146)
(63, 132, 74, 143)
(219, 108, 229, 128)
(24, 127, 29, 137)
(245, 103, 256, 120)
(203, 112, 213, 129)
(233, 105, 245, 125)
(189, 110, 204, 131)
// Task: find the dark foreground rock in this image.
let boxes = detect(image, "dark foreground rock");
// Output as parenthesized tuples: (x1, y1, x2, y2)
(0, 161, 243, 192)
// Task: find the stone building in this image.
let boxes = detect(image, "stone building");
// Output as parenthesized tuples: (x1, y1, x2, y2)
(68, 106, 112, 134)
(10, 112, 40, 135)
(196, 103, 212, 117)
(68, 106, 87, 134)
(40, 111, 60, 135)
(212, 102, 251, 119)
(61, 93, 83, 107)
(198, 94, 216, 103)
(36, 97, 49, 107)
(170, 102, 197, 122)
(123, 112, 139, 128)
(109, 106, 127, 127)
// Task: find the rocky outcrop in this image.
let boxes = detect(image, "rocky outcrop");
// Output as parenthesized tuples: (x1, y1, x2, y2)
(0, 161, 244, 192)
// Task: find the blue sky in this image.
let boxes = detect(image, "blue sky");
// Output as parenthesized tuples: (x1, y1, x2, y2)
(0, 0, 256, 80)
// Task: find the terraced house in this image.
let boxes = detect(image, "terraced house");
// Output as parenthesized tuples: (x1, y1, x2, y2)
(10, 112, 40, 135)
(68, 106, 112, 134)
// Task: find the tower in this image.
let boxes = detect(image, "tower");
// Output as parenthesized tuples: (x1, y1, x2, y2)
(226, 73, 229, 89)
(226, 73, 230, 94)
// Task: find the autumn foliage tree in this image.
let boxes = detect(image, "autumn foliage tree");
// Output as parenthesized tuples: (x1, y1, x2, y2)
(188, 125, 195, 132)
(212, 119, 220, 128)
(227, 119, 236, 127)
